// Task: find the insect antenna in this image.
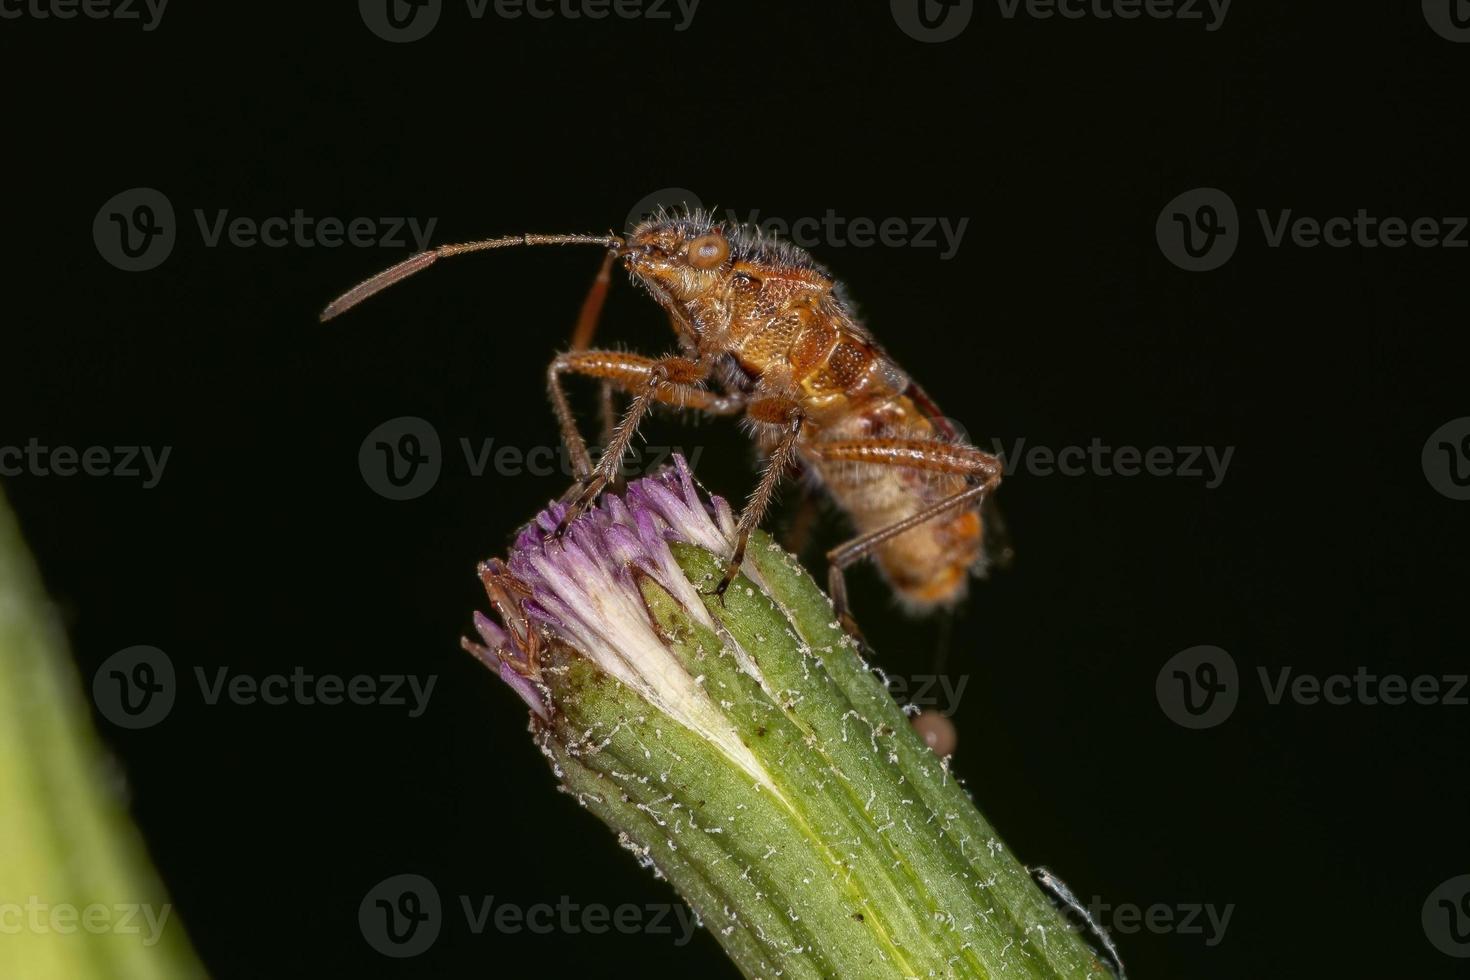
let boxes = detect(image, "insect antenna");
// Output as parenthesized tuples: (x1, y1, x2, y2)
(319, 232, 623, 322)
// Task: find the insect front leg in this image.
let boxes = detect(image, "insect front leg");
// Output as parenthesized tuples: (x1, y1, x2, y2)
(545, 253, 623, 480)
(547, 351, 737, 533)
(714, 397, 806, 601)
(814, 440, 1004, 635)
(568, 252, 622, 446)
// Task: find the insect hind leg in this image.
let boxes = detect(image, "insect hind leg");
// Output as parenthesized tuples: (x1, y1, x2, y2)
(817, 440, 1002, 636)
(571, 250, 616, 352)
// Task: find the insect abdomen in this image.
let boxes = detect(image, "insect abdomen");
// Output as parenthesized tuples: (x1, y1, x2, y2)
(804, 402, 985, 613)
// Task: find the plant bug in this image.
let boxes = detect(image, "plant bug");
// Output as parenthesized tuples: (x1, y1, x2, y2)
(322, 210, 1011, 632)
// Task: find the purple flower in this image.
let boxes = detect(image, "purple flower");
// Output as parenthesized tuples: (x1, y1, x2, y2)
(461, 456, 776, 785)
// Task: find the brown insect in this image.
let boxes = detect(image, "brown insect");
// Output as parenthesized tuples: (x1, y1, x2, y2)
(322, 210, 1010, 630)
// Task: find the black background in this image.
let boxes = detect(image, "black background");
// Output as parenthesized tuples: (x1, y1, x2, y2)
(3, 1, 1467, 977)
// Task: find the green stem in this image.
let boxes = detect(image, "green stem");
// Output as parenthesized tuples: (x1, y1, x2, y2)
(534, 530, 1110, 979)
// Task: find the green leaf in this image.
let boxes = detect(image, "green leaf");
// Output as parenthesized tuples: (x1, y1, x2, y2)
(0, 489, 207, 980)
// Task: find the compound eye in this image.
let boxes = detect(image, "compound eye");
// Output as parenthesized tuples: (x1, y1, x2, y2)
(687, 233, 729, 269)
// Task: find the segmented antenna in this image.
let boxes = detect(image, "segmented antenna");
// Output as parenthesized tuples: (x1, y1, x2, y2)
(319, 233, 623, 321)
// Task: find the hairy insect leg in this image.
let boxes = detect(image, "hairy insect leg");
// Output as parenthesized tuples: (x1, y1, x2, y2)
(570, 250, 616, 352)
(545, 253, 624, 481)
(547, 357, 598, 482)
(714, 400, 805, 600)
(816, 440, 1003, 634)
(548, 352, 735, 532)
(572, 253, 626, 468)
